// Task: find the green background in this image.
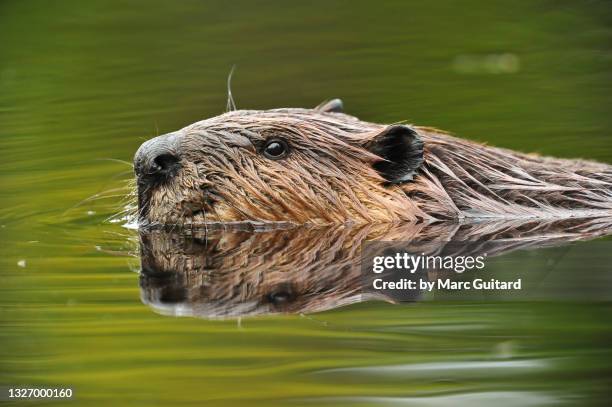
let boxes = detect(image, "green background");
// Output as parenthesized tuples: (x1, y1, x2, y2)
(1, 1, 611, 406)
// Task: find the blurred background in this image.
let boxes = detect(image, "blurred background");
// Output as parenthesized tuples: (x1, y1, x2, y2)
(1, 1, 611, 406)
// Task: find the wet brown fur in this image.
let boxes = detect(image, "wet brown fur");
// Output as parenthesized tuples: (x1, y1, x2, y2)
(139, 108, 612, 226)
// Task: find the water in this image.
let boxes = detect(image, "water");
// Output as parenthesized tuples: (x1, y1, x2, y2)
(1, 1, 612, 406)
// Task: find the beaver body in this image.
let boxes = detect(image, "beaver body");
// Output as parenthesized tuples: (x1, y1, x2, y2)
(133, 100, 612, 226)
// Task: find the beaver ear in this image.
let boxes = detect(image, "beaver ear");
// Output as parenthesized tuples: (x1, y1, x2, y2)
(365, 125, 424, 183)
(315, 98, 344, 113)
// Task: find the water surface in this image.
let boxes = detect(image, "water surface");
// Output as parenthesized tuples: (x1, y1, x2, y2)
(1, 1, 612, 406)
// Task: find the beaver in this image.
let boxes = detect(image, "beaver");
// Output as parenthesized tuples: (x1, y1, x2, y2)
(138, 218, 611, 319)
(133, 99, 612, 226)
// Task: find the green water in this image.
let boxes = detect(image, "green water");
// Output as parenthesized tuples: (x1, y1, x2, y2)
(1, 1, 612, 406)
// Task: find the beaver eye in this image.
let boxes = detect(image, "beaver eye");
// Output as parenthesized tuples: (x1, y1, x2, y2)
(263, 138, 289, 160)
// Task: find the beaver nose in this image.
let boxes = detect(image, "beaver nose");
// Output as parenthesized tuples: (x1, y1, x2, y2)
(134, 133, 181, 181)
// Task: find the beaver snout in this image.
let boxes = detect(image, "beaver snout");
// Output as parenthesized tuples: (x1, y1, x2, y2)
(134, 132, 181, 183)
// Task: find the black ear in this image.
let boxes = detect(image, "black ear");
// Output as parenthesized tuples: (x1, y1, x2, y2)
(365, 125, 424, 184)
(315, 98, 343, 113)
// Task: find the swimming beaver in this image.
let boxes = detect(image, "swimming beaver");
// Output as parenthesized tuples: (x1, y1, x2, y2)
(134, 99, 612, 226)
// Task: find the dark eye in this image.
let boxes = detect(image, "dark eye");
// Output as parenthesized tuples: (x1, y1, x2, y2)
(263, 138, 289, 160)
(266, 286, 296, 306)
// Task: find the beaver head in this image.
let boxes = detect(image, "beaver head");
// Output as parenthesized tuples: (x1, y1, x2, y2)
(134, 99, 612, 227)
(133, 99, 425, 226)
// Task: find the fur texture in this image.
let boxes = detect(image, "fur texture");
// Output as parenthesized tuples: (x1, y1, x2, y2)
(134, 107, 612, 226)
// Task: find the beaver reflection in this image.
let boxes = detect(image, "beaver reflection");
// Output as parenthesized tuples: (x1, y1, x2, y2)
(139, 225, 380, 318)
(138, 217, 611, 319)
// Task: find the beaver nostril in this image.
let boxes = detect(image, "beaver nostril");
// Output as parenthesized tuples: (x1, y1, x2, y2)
(151, 153, 179, 174)
(134, 132, 182, 180)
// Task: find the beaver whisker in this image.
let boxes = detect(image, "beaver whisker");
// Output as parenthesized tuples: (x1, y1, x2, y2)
(136, 184, 152, 219)
(226, 65, 237, 112)
(67, 182, 135, 216)
(93, 158, 134, 168)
